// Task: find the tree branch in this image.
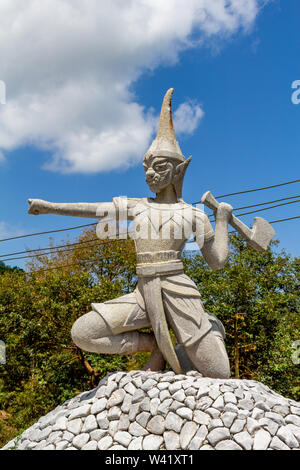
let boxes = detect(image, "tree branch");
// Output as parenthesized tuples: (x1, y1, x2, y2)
(75, 347, 101, 387)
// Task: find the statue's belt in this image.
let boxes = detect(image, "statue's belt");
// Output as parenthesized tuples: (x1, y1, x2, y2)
(137, 249, 181, 266)
(136, 250, 183, 278)
(136, 258, 184, 374)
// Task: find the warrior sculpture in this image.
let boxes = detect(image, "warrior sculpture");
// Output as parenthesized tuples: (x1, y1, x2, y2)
(28, 89, 275, 376)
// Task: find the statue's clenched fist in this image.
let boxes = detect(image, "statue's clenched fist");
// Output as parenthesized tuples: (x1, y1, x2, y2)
(28, 199, 51, 215)
(215, 202, 233, 222)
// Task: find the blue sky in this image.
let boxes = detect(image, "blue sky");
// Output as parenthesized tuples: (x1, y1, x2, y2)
(0, 0, 299, 269)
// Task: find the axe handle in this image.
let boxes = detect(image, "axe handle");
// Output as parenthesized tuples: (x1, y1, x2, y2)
(201, 191, 254, 242)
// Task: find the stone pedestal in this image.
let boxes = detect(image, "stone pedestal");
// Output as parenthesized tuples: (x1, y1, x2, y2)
(2, 370, 300, 451)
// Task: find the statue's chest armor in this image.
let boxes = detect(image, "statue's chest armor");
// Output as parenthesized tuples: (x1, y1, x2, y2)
(131, 202, 193, 254)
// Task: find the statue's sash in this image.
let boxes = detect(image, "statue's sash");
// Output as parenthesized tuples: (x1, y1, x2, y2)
(137, 261, 183, 374)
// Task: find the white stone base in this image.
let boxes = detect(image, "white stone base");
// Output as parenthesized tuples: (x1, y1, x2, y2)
(2, 371, 300, 450)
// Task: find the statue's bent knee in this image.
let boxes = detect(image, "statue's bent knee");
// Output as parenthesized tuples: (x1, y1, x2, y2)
(71, 316, 87, 349)
(71, 310, 107, 350)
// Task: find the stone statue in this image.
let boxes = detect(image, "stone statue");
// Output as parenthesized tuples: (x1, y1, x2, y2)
(28, 89, 275, 377)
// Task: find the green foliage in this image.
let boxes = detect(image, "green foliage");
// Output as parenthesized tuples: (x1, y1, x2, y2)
(0, 261, 23, 275)
(0, 231, 138, 445)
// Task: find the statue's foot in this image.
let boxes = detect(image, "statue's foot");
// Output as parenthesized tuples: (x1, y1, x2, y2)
(142, 350, 166, 372)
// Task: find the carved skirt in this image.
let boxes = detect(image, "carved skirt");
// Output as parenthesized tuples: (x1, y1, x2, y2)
(92, 273, 222, 349)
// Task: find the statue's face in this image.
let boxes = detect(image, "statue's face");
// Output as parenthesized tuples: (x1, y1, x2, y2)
(143, 156, 175, 194)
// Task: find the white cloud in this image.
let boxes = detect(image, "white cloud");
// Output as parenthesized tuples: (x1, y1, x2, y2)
(0, 0, 267, 173)
(174, 101, 205, 135)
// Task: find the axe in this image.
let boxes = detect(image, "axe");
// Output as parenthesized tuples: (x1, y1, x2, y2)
(201, 191, 276, 253)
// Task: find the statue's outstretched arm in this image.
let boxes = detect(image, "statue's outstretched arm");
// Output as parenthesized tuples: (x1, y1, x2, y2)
(28, 199, 114, 219)
(201, 203, 233, 270)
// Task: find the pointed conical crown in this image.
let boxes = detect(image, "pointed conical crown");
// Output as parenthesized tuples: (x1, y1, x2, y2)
(144, 88, 185, 162)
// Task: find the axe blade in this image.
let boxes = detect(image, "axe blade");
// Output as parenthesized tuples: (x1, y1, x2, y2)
(250, 217, 276, 252)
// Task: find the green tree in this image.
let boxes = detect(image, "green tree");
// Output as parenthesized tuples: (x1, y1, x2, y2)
(0, 261, 23, 275)
(0, 229, 140, 445)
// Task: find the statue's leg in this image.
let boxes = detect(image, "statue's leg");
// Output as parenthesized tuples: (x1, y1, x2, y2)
(71, 293, 164, 371)
(71, 310, 156, 355)
(163, 290, 230, 378)
(183, 321, 231, 379)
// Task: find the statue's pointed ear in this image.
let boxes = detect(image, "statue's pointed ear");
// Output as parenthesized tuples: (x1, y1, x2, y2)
(173, 156, 192, 201)
(175, 156, 192, 177)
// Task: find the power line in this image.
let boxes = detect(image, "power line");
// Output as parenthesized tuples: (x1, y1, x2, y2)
(217, 216, 300, 237)
(0, 222, 97, 243)
(230, 194, 300, 211)
(1, 244, 100, 263)
(0, 237, 99, 259)
(0, 178, 298, 244)
(5, 214, 296, 265)
(1, 205, 299, 261)
(235, 199, 300, 217)
(214, 178, 300, 199)
(269, 215, 300, 224)
(1, 180, 299, 263)
(3, 194, 299, 260)
(192, 178, 300, 204)
(185, 215, 300, 242)
(28, 214, 299, 273)
(1, 233, 135, 263)
(0, 229, 136, 260)
(207, 198, 300, 220)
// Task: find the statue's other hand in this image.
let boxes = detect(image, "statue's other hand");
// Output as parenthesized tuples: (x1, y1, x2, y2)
(28, 198, 45, 215)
